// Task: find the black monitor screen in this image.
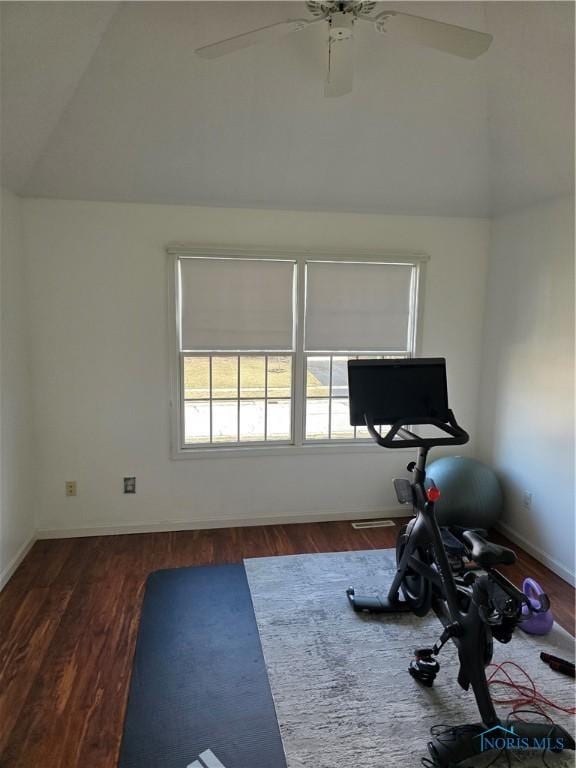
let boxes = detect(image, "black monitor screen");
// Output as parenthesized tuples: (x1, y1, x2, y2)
(348, 358, 450, 426)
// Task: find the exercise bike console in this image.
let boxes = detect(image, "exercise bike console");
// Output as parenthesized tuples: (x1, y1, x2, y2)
(348, 357, 469, 448)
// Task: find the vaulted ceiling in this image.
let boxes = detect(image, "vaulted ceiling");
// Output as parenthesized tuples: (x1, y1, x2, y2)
(1, 2, 573, 216)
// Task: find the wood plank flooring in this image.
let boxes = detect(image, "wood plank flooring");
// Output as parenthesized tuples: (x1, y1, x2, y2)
(0, 520, 573, 767)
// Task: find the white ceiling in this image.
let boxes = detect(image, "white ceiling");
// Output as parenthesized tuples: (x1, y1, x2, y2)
(1, 1, 573, 216)
(1, 1, 119, 191)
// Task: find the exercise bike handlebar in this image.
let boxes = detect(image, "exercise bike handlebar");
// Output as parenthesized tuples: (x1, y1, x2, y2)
(364, 409, 470, 449)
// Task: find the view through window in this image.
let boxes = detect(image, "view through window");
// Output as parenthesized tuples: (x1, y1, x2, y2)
(183, 355, 293, 444)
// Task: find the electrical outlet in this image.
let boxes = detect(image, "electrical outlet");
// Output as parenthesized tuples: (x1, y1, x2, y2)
(65, 481, 77, 497)
(124, 477, 136, 494)
(522, 491, 532, 509)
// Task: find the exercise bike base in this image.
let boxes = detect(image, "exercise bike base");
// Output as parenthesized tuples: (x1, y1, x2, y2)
(346, 587, 412, 613)
(427, 720, 575, 767)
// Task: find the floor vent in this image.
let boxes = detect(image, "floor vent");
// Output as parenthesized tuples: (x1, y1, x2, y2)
(351, 519, 395, 529)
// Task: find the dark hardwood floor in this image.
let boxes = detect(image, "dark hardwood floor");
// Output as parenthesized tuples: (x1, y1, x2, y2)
(0, 520, 574, 767)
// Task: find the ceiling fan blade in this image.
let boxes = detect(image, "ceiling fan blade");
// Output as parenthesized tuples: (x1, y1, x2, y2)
(325, 20, 353, 97)
(196, 18, 310, 59)
(376, 11, 492, 59)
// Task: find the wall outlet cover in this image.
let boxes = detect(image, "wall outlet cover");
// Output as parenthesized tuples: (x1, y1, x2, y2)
(65, 481, 77, 497)
(124, 477, 136, 494)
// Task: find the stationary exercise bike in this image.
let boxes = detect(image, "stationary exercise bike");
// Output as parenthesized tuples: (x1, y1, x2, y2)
(345, 358, 574, 766)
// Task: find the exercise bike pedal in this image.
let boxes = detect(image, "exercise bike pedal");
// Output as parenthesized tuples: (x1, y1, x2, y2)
(346, 587, 411, 613)
(409, 649, 440, 687)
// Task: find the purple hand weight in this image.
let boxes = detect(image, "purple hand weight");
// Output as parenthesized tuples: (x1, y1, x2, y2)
(520, 577, 554, 635)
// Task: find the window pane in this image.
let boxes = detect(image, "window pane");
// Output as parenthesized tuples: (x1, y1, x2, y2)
(306, 356, 330, 397)
(331, 356, 349, 398)
(240, 356, 266, 399)
(183, 356, 210, 400)
(212, 400, 239, 442)
(267, 356, 292, 398)
(212, 357, 238, 399)
(184, 401, 210, 444)
(330, 398, 354, 439)
(267, 399, 291, 440)
(306, 398, 329, 440)
(240, 400, 265, 442)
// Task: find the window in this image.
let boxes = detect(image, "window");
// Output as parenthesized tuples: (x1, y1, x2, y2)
(177, 256, 296, 447)
(303, 260, 417, 441)
(170, 248, 425, 454)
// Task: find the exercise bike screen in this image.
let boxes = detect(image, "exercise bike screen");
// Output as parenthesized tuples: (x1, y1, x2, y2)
(347, 358, 450, 426)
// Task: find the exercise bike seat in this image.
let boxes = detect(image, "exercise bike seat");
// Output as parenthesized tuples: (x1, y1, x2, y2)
(462, 530, 516, 568)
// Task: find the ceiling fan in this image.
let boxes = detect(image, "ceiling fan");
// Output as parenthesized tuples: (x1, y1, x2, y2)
(195, 1, 493, 97)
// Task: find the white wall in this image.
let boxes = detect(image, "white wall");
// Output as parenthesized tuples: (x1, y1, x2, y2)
(22, 198, 489, 536)
(0, 188, 35, 586)
(478, 196, 575, 584)
(484, 2, 574, 213)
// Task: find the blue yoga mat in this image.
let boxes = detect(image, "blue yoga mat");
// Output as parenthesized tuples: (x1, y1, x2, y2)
(118, 564, 287, 768)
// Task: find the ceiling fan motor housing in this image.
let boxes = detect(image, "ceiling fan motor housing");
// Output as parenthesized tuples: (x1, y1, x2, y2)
(306, 1, 377, 19)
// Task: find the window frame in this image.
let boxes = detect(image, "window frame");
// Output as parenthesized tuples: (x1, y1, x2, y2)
(167, 245, 429, 459)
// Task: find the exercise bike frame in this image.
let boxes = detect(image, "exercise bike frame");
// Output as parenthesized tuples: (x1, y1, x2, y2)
(353, 415, 529, 727)
(396, 453, 505, 724)
(346, 366, 575, 763)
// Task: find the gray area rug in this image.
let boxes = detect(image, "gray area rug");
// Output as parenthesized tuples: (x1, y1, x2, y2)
(244, 549, 575, 768)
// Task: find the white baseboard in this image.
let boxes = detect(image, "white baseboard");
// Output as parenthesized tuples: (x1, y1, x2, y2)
(496, 520, 576, 587)
(0, 533, 37, 591)
(37, 506, 407, 540)
(27, 515, 576, 588)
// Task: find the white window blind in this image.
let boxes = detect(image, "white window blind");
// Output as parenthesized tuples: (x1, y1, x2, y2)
(304, 261, 414, 352)
(179, 257, 295, 351)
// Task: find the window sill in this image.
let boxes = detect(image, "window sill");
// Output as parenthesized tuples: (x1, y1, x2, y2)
(171, 441, 414, 460)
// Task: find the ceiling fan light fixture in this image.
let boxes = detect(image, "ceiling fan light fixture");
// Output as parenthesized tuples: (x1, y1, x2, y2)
(329, 12, 354, 41)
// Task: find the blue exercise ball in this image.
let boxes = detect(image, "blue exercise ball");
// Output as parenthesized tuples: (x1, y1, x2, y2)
(426, 456, 503, 530)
